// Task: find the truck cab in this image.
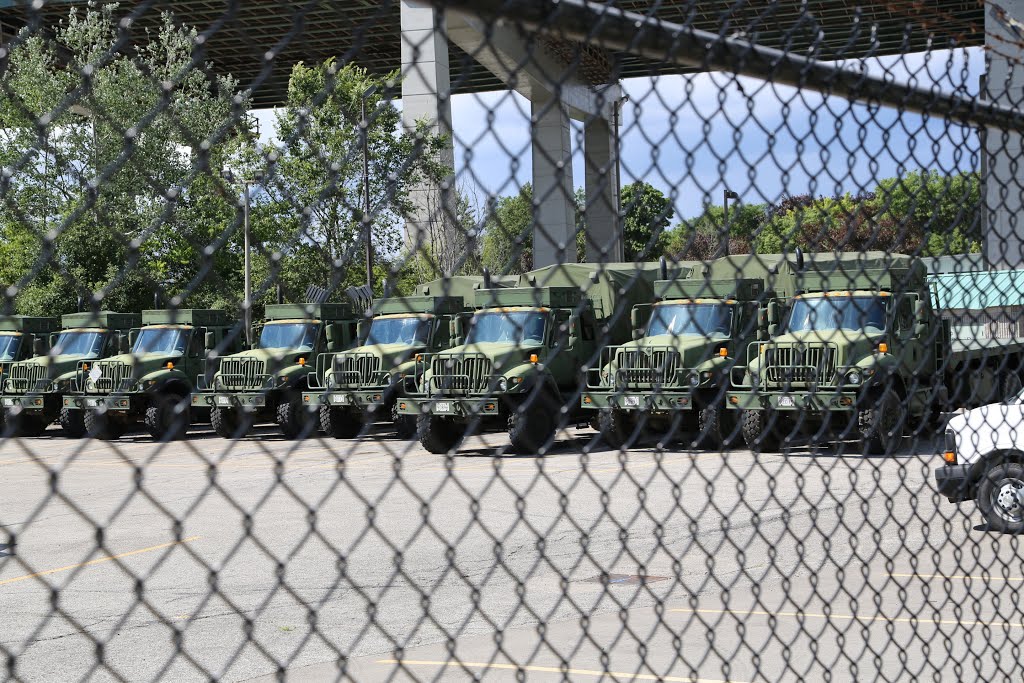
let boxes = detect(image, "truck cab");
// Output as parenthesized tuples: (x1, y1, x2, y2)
(582, 277, 768, 449)
(3, 311, 139, 437)
(0, 315, 60, 433)
(80, 309, 239, 440)
(307, 294, 469, 440)
(193, 303, 358, 439)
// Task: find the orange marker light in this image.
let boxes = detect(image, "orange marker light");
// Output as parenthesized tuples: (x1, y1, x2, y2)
(878, 343, 888, 354)
(166, 362, 174, 370)
(416, 354, 423, 362)
(718, 347, 728, 357)
(82, 363, 89, 371)
(299, 357, 306, 366)
(530, 354, 539, 363)
(943, 451, 956, 464)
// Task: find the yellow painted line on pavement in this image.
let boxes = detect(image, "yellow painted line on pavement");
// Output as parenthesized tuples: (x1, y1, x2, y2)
(892, 572, 1024, 582)
(377, 659, 740, 683)
(671, 607, 1024, 630)
(0, 536, 199, 587)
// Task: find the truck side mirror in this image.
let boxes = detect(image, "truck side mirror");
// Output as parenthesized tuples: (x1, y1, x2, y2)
(118, 334, 130, 354)
(49, 333, 59, 347)
(326, 323, 343, 352)
(767, 301, 780, 324)
(355, 319, 369, 344)
(630, 304, 652, 340)
(767, 323, 779, 337)
(128, 329, 140, 349)
(205, 331, 216, 350)
(568, 319, 580, 348)
(452, 314, 469, 346)
(32, 336, 45, 356)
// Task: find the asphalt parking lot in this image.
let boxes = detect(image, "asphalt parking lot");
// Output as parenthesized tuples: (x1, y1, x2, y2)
(0, 425, 1017, 682)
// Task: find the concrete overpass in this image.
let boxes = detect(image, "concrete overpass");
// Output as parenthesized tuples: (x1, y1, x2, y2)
(3, 1, 1017, 268)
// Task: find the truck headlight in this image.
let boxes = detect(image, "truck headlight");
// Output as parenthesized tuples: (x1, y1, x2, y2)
(845, 371, 861, 386)
(497, 377, 508, 392)
(688, 372, 700, 387)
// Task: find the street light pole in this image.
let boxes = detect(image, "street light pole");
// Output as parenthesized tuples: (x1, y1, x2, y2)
(243, 179, 252, 348)
(723, 189, 739, 257)
(361, 95, 373, 292)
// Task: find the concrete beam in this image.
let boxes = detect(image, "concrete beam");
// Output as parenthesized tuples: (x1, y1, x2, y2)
(401, 0, 455, 251)
(583, 85, 623, 262)
(531, 94, 575, 268)
(984, 0, 1024, 269)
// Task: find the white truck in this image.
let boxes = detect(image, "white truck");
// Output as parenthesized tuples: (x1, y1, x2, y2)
(936, 395, 1024, 533)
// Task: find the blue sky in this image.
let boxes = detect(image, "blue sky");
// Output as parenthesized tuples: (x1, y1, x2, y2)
(255, 47, 984, 224)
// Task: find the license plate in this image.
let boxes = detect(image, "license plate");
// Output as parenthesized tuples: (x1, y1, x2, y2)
(85, 398, 98, 408)
(216, 396, 231, 407)
(434, 401, 451, 414)
(2, 398, 14, 407)
(330, 394, 349, 405)
(778, 396, 795, 407)
(622, 396, 640, 407)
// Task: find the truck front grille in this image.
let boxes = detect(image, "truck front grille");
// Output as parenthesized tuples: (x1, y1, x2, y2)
(332, 353, 382, 388)
(765, 344, 837, 386)
(614, 348, 680, 387)
(431, 354, 492, 394)
(93, 362, 134, 393)
(6, 363, 50, 393)
(217, 358, 267, 390)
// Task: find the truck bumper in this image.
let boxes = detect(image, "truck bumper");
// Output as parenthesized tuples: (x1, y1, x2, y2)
(725, 390, 857, 411)
(397, 396, 502, 418)
(304, 389, 391, 409)
(935, 464, 975, 503)
(62, 395, 87, 410)
(581, 390, 694, 412)
(81, 395, 135, 412)
(1, 395, 51, 412)
(191, 392, 268, 410)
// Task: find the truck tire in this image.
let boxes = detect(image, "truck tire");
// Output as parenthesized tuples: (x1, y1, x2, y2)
(740, 409, 779, 452)
(391, 402, 416, 440)
(508, 391, 559, 454)
(145, 393, 188, 441)
(857, 390, 902, 455)
(1002, 372, 1023, 402)
(59, 407, 87, 439)
(211, 407, 248, 439)
(697, 402, 738, 449)
(5, 409, 48, 437)
(417, 414, 463, 454)
(977, 461, 1024, 534)
(597, 409, 631, 450)
(320, 405, 361, 439)
(277, 392, 317, 440)
(84, 409, 124, 441)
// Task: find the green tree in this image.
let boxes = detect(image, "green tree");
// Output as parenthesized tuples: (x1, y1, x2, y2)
(481, 184, 534, 275)
(0, 4, 248, 314)
(664, 201, 769, 260)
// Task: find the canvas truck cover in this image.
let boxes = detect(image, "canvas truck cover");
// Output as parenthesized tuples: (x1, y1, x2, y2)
(61, 311, 142, 330)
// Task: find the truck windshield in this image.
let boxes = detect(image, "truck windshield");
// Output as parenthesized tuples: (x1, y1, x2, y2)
(133, 328, 189, 355)
(0, 334, 21, 362)
(647, 303, 733, 339)
(53, 330, 106, 357)
(467, 311, 547, 345)
(366, 316, 432, 345)
(260, 322, 319, 351)
(786, 296, 887, 333)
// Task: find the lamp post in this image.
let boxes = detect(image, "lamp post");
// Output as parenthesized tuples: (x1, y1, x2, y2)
(723, 189, 739, 257)
(361, 87, 377, 292)
(224, 170, 258, 348)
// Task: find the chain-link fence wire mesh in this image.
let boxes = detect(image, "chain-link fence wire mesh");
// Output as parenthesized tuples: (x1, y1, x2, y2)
(2, 0, 1024, 680)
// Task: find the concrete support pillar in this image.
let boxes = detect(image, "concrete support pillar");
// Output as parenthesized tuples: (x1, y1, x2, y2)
(583, 109, 622, 263)
(984, 0, 1024, 269)
(531, 95, 575, 268)
(400, 0, 454, 250)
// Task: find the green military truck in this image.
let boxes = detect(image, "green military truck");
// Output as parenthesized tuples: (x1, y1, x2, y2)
(79, 309, 239, 440)
(2, 311, 140, 437)
(727, 251, 1024, 453)
(0, 315, 60, 433)
(306, 277, 492, 440)
(193, 303, 359, 439)
(398, 263, 660, 454)
(581, 257, 776, 449)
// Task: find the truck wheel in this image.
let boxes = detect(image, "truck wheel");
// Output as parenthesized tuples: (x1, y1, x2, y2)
(978, 461, 1024, 534)
(391, 403, 416, 440)
(84, 409, 124, 441)
(277, 392, 317, 439)
(740, 409, 779, 452)
(320, 405, 361, 439)
(597, 409, 631, 450)
(59, 407, 87, 439)
(697, 403, 738, 449)
(5, 410, 48, 437)
(858, 391, 902, 455)
(417, 414, 463, 454)
(1002, 372, 1024, 402)
(145, 393, 189, 441)
(508, 391, 559, 454)
(211, 407, 248, 439)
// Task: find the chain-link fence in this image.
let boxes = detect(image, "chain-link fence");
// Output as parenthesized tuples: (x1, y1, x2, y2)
(1, 0, 1023, 680)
